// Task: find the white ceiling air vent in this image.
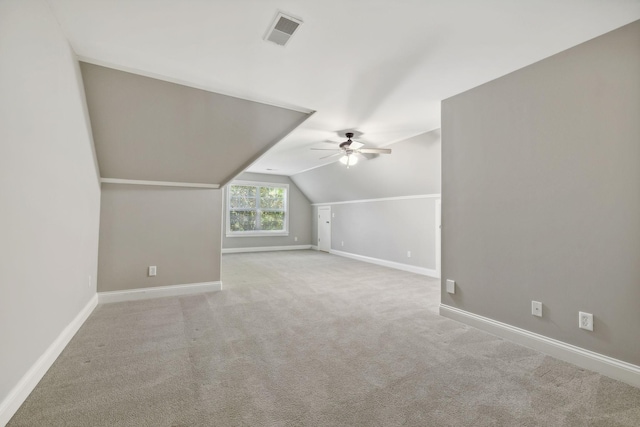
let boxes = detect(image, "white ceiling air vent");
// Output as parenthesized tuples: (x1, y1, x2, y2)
(264, 12, 302, 47)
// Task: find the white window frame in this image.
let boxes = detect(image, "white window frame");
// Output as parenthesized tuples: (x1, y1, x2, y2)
(226, 180, 289, 237)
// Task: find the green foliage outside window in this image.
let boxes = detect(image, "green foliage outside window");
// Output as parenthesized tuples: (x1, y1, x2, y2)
(228, 183, 287, 233)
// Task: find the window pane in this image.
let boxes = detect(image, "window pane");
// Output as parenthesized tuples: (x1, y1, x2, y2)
(228, 182, 288, 234)
(260, 197, 284, 210)
(230, 196, 256, 209)
(260, 186, 283, 198)
(230, 185, 256, 198)
(230, 185, 257, 209)
(229, 210, 257, 231)
(259, 187, 285, 210)
(261, 211, 285, 231)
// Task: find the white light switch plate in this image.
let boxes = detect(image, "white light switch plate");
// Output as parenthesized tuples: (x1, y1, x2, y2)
(532, 301, 542, 317)
(446, 279, 455, 294)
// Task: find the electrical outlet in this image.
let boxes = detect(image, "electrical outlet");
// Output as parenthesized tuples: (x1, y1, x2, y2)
(294, 236, 298, 242)
(407, 251, 411, 258)
(148, 266, 157, 277)
(332, 213, 335, 218)
(579, 312, 593, 331)
(341, 241, 344, 247)
(446, 279, 455, 294)
(531, 301, 542, 317)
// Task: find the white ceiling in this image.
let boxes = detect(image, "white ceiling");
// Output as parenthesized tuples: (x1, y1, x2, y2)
(50, 0, 640, 176)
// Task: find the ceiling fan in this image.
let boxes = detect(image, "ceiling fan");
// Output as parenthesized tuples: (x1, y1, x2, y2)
(311, 132, 392, 168)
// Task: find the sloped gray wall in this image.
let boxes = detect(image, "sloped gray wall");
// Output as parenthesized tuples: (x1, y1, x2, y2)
(80, 63, 310, 186)
(441, 21, 640, 365)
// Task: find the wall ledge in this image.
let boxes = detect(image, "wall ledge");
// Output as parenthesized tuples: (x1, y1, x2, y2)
(98, 281, 222, 304)
(439, 304, 640, 389)
(330, 249, 439, 278)
(222, 245, 311, 254)
(101, 178, 219, 189)
(312, 194, 440, 206)
(0, 295, 98, 426)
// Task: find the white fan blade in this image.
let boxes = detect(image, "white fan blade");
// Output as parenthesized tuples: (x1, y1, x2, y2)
(350, 141, 364, 149)
(358, 148, 391, 154)
(319, 152, 343, 160)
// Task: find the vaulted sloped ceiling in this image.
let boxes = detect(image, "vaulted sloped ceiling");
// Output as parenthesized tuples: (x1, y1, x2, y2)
(291, 130, 441, 204)
(56, 1, 640, 176)
(80, 63, 312, 186)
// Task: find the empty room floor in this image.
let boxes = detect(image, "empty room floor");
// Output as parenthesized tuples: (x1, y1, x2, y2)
(9, 251, 640, 426)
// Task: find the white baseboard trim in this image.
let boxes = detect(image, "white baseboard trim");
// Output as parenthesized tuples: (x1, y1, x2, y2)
(222, 245, 311, 254)
(329, 249, 439, 278)
(439, 304, 640, 389)
(311, 245, 319, 251)
(0, 294, 98, 426)
(98, 281, 222, 304)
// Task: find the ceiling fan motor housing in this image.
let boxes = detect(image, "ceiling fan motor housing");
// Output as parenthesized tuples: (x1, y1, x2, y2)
(339, 132, 355, 148)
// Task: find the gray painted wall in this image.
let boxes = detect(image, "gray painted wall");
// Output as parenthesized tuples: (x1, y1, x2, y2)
(0, 0, 101, 407)
(222, 173, 312, 249)
(441, 21, 640, 365)
(98, 185, 222, 292)
(313, 197, 439, 270)
(296, 130, 441, 271)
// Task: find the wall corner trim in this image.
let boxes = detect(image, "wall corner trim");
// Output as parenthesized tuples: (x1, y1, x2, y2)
(329, 249, 439, 278)
(0, 294, 98, 426)
(439, 304, 640, 389)
(222, 245, 311, 254)
(100, 178, 220, 189)
(310, 245, 319, 251)
(98, 281, 222, 304)
(312, 194, 441, 206)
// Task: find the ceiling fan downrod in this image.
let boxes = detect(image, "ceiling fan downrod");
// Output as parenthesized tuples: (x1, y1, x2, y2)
(339, 132, 355, 148)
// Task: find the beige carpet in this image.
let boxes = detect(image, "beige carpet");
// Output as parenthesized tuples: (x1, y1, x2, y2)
(9, 250, 640, 426)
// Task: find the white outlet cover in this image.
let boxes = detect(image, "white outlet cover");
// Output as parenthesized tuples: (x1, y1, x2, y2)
(407, 251, 411, 258)
(531, 301, 542, 317)
(579, 311, 594, 331)
(446, 279, 455, 294)
(148, 266, 157, 277)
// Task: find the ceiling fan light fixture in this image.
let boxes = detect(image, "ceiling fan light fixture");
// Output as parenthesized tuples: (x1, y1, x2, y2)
(339, 154, 358, 167)
(312, 132, 390, 167)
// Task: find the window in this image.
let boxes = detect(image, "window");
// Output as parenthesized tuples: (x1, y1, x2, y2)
(226, 181, 289, 237)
